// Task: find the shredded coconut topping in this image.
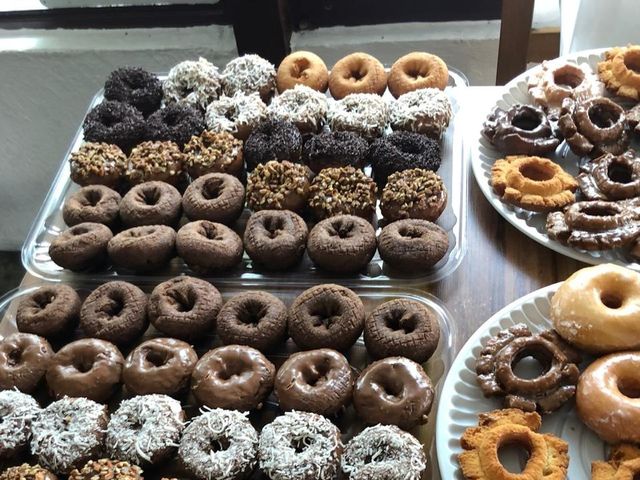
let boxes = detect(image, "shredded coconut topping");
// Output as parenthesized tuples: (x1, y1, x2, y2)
(390, 88, 452, 139)
(0, 390, 41, 455)
(163, 57, 222, 110)
(179, 408, 258, 480)
(328, 93, 389, 139)
(258, 411, 342, 480)
(222, 54, 276, 98)
(205, 92, 267, 136)
(268, 84, 328, 131)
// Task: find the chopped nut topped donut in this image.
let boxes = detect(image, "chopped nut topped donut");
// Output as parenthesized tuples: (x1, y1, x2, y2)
(69, 142, 127, 188)
(68, 459, 142, 480)
(246, 160, 312, 213)
(127, 140, 185, 185)
(183, 130, 244, 178)
(308, 166, 377, 219)
(0, 464, 58, 480)
(381, 168, 447, 222)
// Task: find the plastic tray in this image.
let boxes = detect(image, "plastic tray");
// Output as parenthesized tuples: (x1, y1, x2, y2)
(0, 282, 457, 480)
(22, 71, 468, 287)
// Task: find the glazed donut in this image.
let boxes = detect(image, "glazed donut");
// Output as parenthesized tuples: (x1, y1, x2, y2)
(205, 92, 267, 140)
(277, 51, 329, 93)
(104, 66, 162, 115)
(63, 185, 121, 228)
(578, 150, 640, 201)
(551, 264, 640, 353)
(163, 57, 222, 110)
(388, 52, 448, 98)
(577, 352, 640, 443)
(268, 84, 328, 133)
(329, 52, 386, 100)
(390, 87, 453, 138)
(0, 333, 53, 393)
(598, 45, 640, 100)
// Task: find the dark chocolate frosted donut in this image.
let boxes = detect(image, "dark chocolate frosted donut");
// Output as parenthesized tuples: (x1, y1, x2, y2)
(63, 185, 121, 228)
(289, 284, 365, 351)
(46, 338, 124, 402)
(191, 345, 275, 411)
(217, 291, 288, 351)
(49, 222, 113, 271)
(378, 219, 449, 272)
(307, 214, 377, 274)
(120, 181, 182, 227)
(244, 119, 303, 171)
(364, 298, 440, 363)
(182, 172, 245, 224)
(16, 285, 81, 338)
(176, 220, 244, 273)
(104, 66, 162, 116)
(83, 100, 146, 152)
(148, 276, 222, 339)
(108, 225, 176, 272)
(275, 348, 354, 415)
(80, 281, 148, 346)
(0, 333, 53, 393)
(146, 103, 205, 147)
(578, 150, 640, 201)
(243, 209, 308, 270)
(302, 130, 369, 174)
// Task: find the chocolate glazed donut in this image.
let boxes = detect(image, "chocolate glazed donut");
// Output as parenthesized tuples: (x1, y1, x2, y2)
(578, 150, 640, 201)
(0, 333, 53, 393)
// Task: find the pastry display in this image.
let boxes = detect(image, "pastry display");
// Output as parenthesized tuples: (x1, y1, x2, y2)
(82, 100, 145, 152)
(119, 181, 182, 228)
(49, 223, 113, 271)
(268, 84, 328, 133)
(162, 57, 221, 110)
(328, 52, 386, 99)
(222, 54, 276, 102)
(107, 225, 176, 272)
(390, 87, 452, 138)
(306, 214, 377, 273)
(302, 130, 368, 174)
(205, 92, 267, 140)
(68, 459, 142, 480)
(126, 140, 185, 185)
(578, 150, 640, 200)
(69, 142, 127, 188)
(277, 50, 329, 93)
(388, 51, 448, 98)
(0, 390, 40, 459)
(381, 168, 447, 222)
(63, 185, 121, 228)
(591, 444, 640, 479)
(378, 218, 449, 271)
(598, 45, 640, 100)
(104, 67, 162, 116)
(182, 172, 245, 224)
(145, 103, 205, 148)
(246, 160, 311, 213)
(183, 130, 244, 178)
(175, 220, 243, 273)
(0, 333, 53, 392)
(16, 284, 81, 338)
(328, 93, 389, 139)
(243, 119, 303, 171)
(307, 166, 377, 219)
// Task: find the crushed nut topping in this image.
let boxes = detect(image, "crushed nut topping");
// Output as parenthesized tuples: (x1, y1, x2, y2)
(246, 160, 310, 209)
(184, 130, 242, 171)
(381, 168, 445, 215)
(69, 142, 127, 178)
(68, 459, 142, 480)
(308, 166, 377, 216)
(127, 140, 184, 182)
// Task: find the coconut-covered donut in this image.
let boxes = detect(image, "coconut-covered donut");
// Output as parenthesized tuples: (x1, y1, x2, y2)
(0, 333, 53, 393)
(205, 92, 267, 140)
(69, 142, 127, 188)
(381, 168, 447, 222)
(328, 93, 389, 140)
(390, 88, 452, 138)
(108, 225, 176, 272)
(268, 84, 328, 134)
(598, 45, 640, 100)
(176, 220, 244, 273)
(277, 51, 329, 93)
(308, 166, 377, 220)
(119, 181, 182, 227)
(222, 54, 277, 102)
(104, 66, 163, 115)
(146, 103, 205, 148)
(16, 284, 81, 338)
(163, 57, 222, 110)
(302, 131, 369, 174)
(126, 140, 185, 185)
(378, 219, 449, 272)
(0, 390, 41, 459)
(63, 185, 121, 228)
(183, 131, 244, 178)
(578, 150, 640, 201)
(83, 100, 145, 153)
(246, 160, 312, 213)
(49, 223, 113, 271)
(388, 51, 449, 98)
(244, 119, 303, 171)
(329, 52, 386, 100)
(182, 172, 245, 224)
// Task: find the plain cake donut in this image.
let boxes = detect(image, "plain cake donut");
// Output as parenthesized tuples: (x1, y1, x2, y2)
(329, 52, 387, 100)
(387, 52, 449, 98)
(277, 51, 329, 93)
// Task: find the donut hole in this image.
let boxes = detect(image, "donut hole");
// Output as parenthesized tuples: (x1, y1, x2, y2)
(71, 226, 90, 236)
(608, 162, 633, 184)
(518, 163, 555, 182)
(33, 291, 55, 310)
(384, 308, 417, 334)
(618, 377, 640, 398)
(167, 287, 197, 313)
(262, 215, 285, 239)
(600, 292, 623, 309)
(398, 226, 423, 239)
(553, 70, 584, 89)
(216, 357, 250, 381)
(582, 204, 619, 218)
(237, 300, 267, 326)
(7, 348, 22, 367)
(128, 227, 156, 238)
(73, 357, 95, 373)
(511, 347, 552, 380)
(588, 104, 620, 129)
(329, 219, 355, 239)
(497, 438, 532, 474)
(144, 348, 170, 367)
(201, 178, 224, 200)
(290, 436, 312, 453)
(302, 361, 330, 387)
(101, 292, 125, 318)
(209, 437, 230, 453)
(624, 50, 640, 74)
(198, 222, 224, 241)
(83, 189, 103, 206)
(140, 187, 161, 206)
(309, 300, 342, 329)
(378, 377, 404, 400)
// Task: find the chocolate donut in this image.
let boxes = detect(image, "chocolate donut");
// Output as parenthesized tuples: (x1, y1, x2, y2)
(123, 338, 198, 396)
(222, 54, 276, 102)
(243, 209, 308, 270)
(16, 285, 81, 338)
(182, 172, 245, 224)
(80, 281, 148, 346)
(308, 166, 377, 220)
(176, 220, 244, 273)
(183, 130, 244, 178)
(381, 168, 447, 222)
(378, 219, 449, 272)
(108, 225, 175, 272)
(328, 93, 389, 140)
(217, 291, 288, 351)
(353, 356, 434, 429)
(126, 140, 185, 186)
(46, 338, 124, 402)
(0, 464, 58, 480)
(63, 185, 121, 228)
(268, 84, 328, 134)
(191, 345, 275, 411)
(578, 150, 640, 201)
(0, 390, 40, 459)
(275, 348, 354, 416)
(289, 284, 365, 351)
(246, 160, 312, 213)
(205, 92, 268, 141)
(83, 100, 145, 152)
(307, 214, 377, 274)
(104, 66, 162, 115)
(390, 87, 453, 139)
(146, 103, 205, 147)
(119, 181, 182, 227)
(0, 333, 53, 392)
(302, 130, 369, 174)
(244, 119, 303, 172)
(49, 222, 113, 271)
(148, 276, 222, 339)
(69, 459, 142, 480)
(69, 142, 127, 188)
(163, 57, 222, 110)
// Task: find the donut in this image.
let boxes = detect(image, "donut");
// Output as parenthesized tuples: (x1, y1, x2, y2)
(49, 223, 113, 271)
(0, 333, 53, 392)
(308, 166, 377, 219)
(222, 54, 277, 102)
(0, 390, 40, 459)
(191, 344, 275, 411)
(378, 219, 449, 272)
(288, 284, 365, 351)
(183, 130, 244, 178)
(176, 220, 244, 273)
(381, 168, 447, 222)
(277, 51, 328, 93)
(106, 394, 185, 465)
(328, 52, 386, 99)
(244, 119, 303, 172)
(80, 281, 148, 346)
(104, 66, 162, 115)
(274, 348, 354, 416)
(68, 459, 142, 480)
(390, 87, 453, 138)
(328, 93, 389, 139)
(30, 397, 108, 474)
(258, 411, 342, 480)
(364, 298, 440, 363)
(302, 130, 368, 174)
(163, 57, 222, 110)
(268, 84, 328, 133)
(551, 264, 640, 353)
(123, 337, 198, 396)
(205, 92, 267, 140)
(598, 45, 640, 100)
(578, 150, 640, 200)
(119, 181, 182, 228)
(108, 225, 176, 272)
(16, 285, 81, 338)
(388, 52, 449, 98)
(593, 443, 640, 478)
(46, 338, 124, 402)
(628, 102, 640, 134)
(353, 356, 434, 429)
(182, 172, 245, 224)
(217, 291, 288, 351)
(246, 160, 312, 213)
(179, 409, 258, 480)
(341, 424, 427, 480)
(368, 131, 441, 186)
(145, 103, 205, 148)
(126, 140, 185, 186)
(307, 214, 377, 274)
(69, 142, 127, 188)
(147, 276, 222, 339)
(63, 185, 121, 228)
(0, 464, 57, 480)
(82, 100, 145, 153)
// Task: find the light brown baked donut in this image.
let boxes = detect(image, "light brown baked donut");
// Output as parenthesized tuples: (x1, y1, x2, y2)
(387, 52, 448, 98)
(277, 51, 329, 93)
(329, 52, 387, 100)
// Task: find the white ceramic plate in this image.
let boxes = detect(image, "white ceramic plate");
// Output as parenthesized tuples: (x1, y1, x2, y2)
(435, 283, 605, 479)
(470, 48, 640, 270)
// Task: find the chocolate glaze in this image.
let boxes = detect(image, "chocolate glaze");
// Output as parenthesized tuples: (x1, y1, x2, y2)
(0, 333, 53, 393)
(578, 150, 640, 200)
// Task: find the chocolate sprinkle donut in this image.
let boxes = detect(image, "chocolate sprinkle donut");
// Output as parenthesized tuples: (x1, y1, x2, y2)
(0, 333, 53, 393)
(145, 103, 205, 147)
(217, 291, 288, 351)
(119, 181, 182, 227)
(80, 281, 148, 346)
(302, 130, 369, 174)
(16, 285, 81, 338)
(182, 172, 245, 224)
(176, 220, 244, 273)
(244, 119, 303, 171)
(104, 67, 163, 116)
(148, 276, 222, 340)
(108, 225, 176, 272)
(0, 390, 41, 459)
(49, 222, 113, 271)
(83, 100, 146, 152)
(289, 284, 365, 351)
(378, 219, 449, 272)
(63, 185, 122, 228)
(307, 214, 377, 274)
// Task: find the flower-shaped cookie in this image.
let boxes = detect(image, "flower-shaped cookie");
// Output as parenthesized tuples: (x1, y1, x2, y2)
(598, 45, 640, 100)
